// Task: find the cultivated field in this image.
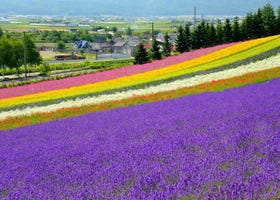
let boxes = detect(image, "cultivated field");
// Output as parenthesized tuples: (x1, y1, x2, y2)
(0, 35, 280, 199)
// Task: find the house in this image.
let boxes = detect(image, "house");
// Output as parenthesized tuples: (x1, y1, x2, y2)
(113, 40, 130, 54)
(157, 33, 164, 40)
(168, 33, 178, 45)
(73, 40, 92, 51)
(37, 45, 56, 51)
(127, 36, 141, 56)
(92, 42, 112, 53)
(128, 36, 140, 42)
(112, 37, 140, 56)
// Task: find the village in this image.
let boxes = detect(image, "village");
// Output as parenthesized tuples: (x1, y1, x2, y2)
(38, 33, 178, 61)
(1, 14, 239, 61)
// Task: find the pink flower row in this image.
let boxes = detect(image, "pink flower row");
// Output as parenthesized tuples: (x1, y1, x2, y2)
(0, 43, 237, 99)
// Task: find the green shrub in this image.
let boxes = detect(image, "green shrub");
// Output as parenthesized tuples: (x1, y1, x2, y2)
(39, 62, 51, 75)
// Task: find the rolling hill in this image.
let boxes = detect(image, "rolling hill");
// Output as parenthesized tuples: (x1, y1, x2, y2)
(0, 35, 280, 198)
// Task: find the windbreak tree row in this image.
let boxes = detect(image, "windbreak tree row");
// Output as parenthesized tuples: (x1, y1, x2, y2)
(176, 3, 280, 53)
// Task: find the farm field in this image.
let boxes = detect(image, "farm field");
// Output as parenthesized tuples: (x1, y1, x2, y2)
(0, 20, 174, 32)
(0, 35, 280, 199)
(1, 75, 280, 199)
(39, 51, 58, 60)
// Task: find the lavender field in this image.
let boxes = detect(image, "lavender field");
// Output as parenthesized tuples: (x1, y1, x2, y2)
(1, 78, 280, 199)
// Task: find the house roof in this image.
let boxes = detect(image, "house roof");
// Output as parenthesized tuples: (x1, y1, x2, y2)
(113, 41, 128, 47)
(75, 40, 92, 49)
(128, 40, 139, 47)
(113, 37, 124, 43)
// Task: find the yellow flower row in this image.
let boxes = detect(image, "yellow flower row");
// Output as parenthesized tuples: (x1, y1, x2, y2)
(0, 35, 279, 109)
(160, 35, 280, 79)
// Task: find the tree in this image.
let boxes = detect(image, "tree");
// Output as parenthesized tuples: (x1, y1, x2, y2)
(0, 28, 3, 38)
(162, 32, 172, 57)
(208, 23, 217, 46)
(134, 43, 149, 64)
(175, 25, 186, 53)
(8, 38, 24, 76)
(241, 12, 255, 40)
(126, 26, 133, 36)
(184, 24, 191, 51)
(150, 38, 161, 60)
(216, 20, 224, 44)
(253, 9, 265, 38)
(204, 22, 211, 47)
(113, 32, 122, 39)
(57, 41, 66, 50)
(192, 21, 207, 49)
(112, 27, 118, 32)
(25, 35, 42, 67)
(262, 3, 277, 36)
(0, 37, 10, 78)
(232, 17, 241, 42)
(276, 6, 280, 34)
(0, 37, 23, 76)
(223, 18, 233, 43)
(48, 30, 61, 42)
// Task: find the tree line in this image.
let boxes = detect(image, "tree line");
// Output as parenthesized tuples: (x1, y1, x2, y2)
(134, 3, 280, 64)
(0, 32, 42, 76)
(175, 3, 280, 53)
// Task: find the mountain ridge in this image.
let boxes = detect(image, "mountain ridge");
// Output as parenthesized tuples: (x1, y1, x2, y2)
(0, 0, 279, 16)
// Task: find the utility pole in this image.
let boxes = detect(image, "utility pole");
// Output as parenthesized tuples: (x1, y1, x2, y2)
(194, 6, 197, 29)
(23, 31, 27, 78)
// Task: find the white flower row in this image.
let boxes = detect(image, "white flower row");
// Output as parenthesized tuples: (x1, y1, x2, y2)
(1, 54, 280, 120)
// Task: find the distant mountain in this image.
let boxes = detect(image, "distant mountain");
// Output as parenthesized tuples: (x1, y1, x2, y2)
(0, 0, 279, 16)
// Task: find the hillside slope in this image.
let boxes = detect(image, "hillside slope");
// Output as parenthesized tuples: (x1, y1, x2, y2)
(0, 35, 280, 130)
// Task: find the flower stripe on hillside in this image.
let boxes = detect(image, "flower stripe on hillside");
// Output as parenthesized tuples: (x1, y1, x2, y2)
(1, 66, 280, 130)
(0, 75, 280, 199)
(0, 36, 278, 110)
(0, 43, 237, 99)
(0, 53, 280, 122)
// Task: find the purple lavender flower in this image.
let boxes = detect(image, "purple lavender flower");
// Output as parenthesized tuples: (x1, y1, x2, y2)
(0, 78, 280, 199)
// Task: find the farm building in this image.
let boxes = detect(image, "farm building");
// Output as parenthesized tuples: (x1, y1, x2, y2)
(73, 40, 92, 51)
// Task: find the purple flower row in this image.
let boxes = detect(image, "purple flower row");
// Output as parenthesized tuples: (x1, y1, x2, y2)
(0, 78, 280, 199)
